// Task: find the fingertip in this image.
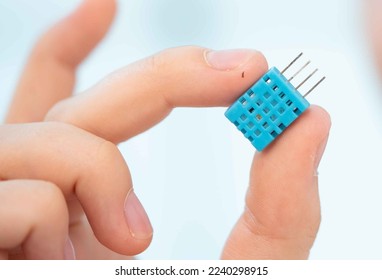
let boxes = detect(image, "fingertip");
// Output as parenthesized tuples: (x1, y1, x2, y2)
(300, 105, 331, 170)
(252, 50, 269, 77)
(204, 49, 268, 72)
(220, 49, 269, 106)
(70, 0, 117, 47)
(74, 0, 117, 30)
(124, 191, 154, 241)
(94, 215, 153, 256)
(158, 46, 270, 107)
(36, 0, 117, 68)
(202, 48, 269, 105)
(95, 228, 153, 256)
(259, 105, 331, 158)
(301, 105, 331, 136)
(251, 105, 332, 192)
(75, 140, 153, 256)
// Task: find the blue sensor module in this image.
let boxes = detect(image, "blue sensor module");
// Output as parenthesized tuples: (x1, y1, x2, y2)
(225, 53, 325, 151)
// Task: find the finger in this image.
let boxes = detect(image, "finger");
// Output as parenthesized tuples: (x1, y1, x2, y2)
(68, 214, 133, 260)
(0, 180, 72, 260)
(365, 0, 382, 79)
(46, 47, 268, 143)
(0, 123, 153, 256)
(5, 0, 117, 123)
(222, 106, 331, 259)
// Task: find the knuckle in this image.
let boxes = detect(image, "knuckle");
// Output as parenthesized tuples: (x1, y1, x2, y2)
(142, 50, 169, 75)
(140, 46, 205, 75)
(243, 197, 321, 243)
(95, 140, 121, 162)
(90, 140, 127, 173)
(44, 100, 72, 123)
(34, 181, 63, 203)
(32, 181, 67, 216)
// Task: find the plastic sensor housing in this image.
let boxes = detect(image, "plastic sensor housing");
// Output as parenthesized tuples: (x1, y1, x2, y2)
(225, 67, 310, 151)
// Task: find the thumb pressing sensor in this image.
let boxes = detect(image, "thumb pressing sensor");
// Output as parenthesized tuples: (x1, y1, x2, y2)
(225, 52, 325, 151)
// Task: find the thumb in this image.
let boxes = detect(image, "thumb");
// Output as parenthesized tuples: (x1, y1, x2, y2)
(222, 106, 331, 259)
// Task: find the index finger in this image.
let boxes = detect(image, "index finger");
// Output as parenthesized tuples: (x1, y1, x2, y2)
(46, 47, 268, 143)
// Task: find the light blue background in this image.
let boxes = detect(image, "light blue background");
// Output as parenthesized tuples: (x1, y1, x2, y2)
(1, 0, 382, 259)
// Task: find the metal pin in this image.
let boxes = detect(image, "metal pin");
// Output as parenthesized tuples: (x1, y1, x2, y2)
(288, 61, 311, 82)
(303, 76, 326, 98)
(281, 52, 303, 74)
(296, 68, 318, 90)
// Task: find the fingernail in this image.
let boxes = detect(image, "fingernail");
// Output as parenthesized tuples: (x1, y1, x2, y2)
(205, 49, 255, 71)
(64, 237, 76, 260)
(124, 190, 153, 240)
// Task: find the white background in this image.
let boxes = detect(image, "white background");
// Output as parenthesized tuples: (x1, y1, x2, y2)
(1, 0, 382, 259)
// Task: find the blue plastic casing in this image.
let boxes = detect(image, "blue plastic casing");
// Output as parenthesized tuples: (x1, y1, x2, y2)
(225, 67, 310, 151)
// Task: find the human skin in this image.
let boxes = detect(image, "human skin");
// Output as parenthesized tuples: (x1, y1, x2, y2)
(365, 0, 382, 78)
(0, 0, 331, 259)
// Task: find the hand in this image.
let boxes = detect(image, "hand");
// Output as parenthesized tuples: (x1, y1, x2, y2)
(1, 0, 152, 259)
(1, 0, 331, 259)
(46, 44, 331, 259)
(0, 121, 155, 259)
